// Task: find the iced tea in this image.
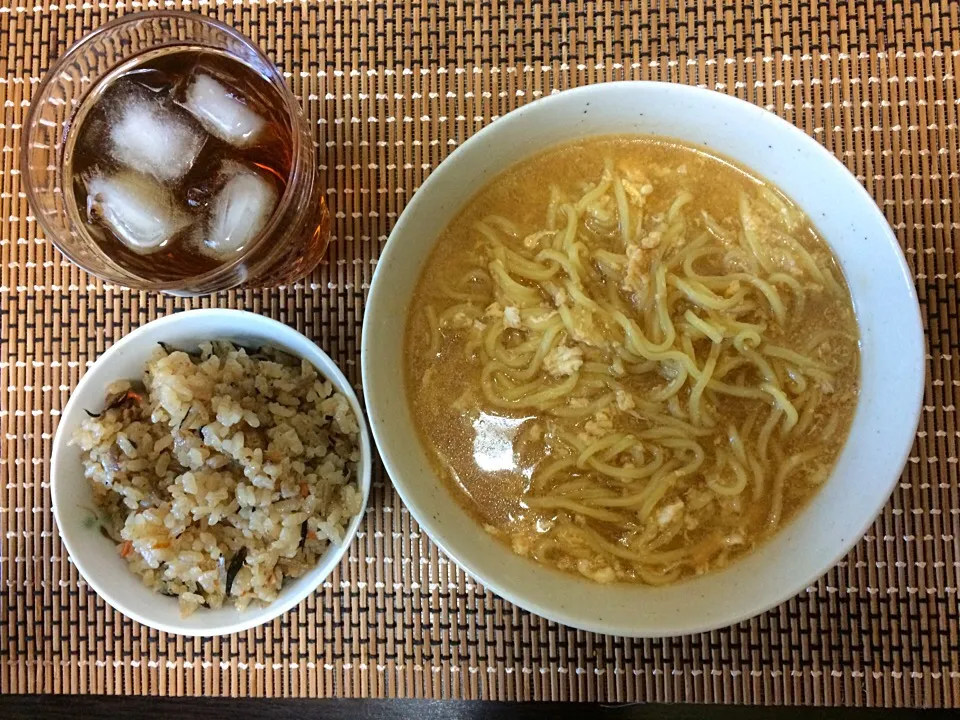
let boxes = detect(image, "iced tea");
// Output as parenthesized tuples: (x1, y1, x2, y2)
(65, 47, 320, 284)
(25, 13, 329, 293)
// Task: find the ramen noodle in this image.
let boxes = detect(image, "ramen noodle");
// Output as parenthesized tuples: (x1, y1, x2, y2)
(404, 136, 860, 585)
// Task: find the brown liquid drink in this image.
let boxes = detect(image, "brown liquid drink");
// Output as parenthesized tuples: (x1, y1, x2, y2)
(25, 13, 329, 293)
(67, 49, 303, 282)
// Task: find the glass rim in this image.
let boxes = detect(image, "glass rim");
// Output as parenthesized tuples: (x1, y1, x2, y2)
(22, 10, 311, 292)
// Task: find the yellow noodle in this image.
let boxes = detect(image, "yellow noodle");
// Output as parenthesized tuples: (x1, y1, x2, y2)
(749, 456, 765, 500)
(689, 343, 721, 427)
(707, 451, 750, 496)
(783, 365, 808, 394)
(668, 234, 713, 272)
(501, 247, 561, 282)
(700, 210, 730, 241)
(768, 447, 823, 527)
(549, 480, 615, 498)
(757, 407, 783, 464)
(684, 310, 724, 344)
(819, 410, 841, 442)
(705, 378, 770, 401)
(589, 460, 681, 508)
(762, 343, 832, 371)
(524, 496, 627, 523)
(489, 259, 541, 306)
(564, 279, 604, 313)
(761, 382, 800, 432)
(668, 275, 746, 311)
(482, 319, 506, 360)
(638, 471, 681, 519)
(500, 324, 562, 380)
(649, 365, 689, 402)
(530, 458, 577, 492)
(585, 452, 667, 482)
(577, 433, 631, 468)
(545, 186, 564, 230)
(613, 175, 631, 246)
(425, 306, 440, 356)
(769, 272, 806, 315)
(735, 274, 786, 325)
(554, 203, 579, 251)
(728, 424, 747, 464)
(484, 214, 522, 238)
(740, 347, 778, 383)
(439, 283, 491, 302)
(575, 169, 613, 211)
(602, 435, 638, 462)
(739, 195, 774, 272)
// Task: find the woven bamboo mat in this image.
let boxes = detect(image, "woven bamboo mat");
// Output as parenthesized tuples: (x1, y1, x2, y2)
(0, 0, 958, 707)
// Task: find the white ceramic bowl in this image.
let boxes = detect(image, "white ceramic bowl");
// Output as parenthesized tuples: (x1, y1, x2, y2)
(51, 309, 372, 636)
(362, 82, 925, 637)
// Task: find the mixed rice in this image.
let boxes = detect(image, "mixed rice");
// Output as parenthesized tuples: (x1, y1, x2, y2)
(72, 341, 363, 616)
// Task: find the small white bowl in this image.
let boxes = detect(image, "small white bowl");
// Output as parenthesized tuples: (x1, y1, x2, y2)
(362, 82, 925, 637)
(52, 309, 372, 636)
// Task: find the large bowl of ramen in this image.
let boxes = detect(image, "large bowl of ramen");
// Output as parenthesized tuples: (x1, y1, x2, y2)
(361, 82, 924, 636)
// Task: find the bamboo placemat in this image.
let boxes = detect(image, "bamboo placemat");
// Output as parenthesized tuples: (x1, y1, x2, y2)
(1, 0, 958, 707)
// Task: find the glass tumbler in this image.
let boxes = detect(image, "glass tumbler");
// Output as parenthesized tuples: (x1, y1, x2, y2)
(22, 11, 330, 294)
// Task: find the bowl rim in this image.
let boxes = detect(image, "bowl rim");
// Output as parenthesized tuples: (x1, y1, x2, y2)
(361, 80, 925, 637)
(51, 308, 372, 636)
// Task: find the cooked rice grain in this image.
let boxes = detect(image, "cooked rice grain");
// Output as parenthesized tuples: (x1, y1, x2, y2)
(72, 341, 362, 616)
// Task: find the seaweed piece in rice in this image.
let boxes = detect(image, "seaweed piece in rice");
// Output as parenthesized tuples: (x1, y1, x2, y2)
(225, 547, 248, 595)
(257, 344, 300, 366)
(103, 383, 146, 413)
(83, 382, 145, 419)
(228, 340, 269, 360)
(175, 406, 194, 432)
(158, 341, 203, 361)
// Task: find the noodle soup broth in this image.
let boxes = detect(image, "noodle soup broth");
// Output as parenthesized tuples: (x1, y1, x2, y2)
(404, 136, 860, 586)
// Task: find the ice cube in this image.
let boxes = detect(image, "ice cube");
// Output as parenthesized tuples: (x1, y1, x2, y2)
(85, 172, 189, 252)
(109, 98, 204, 182)
(182, 74, 266, 148)
(202, 165, 278, 257)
